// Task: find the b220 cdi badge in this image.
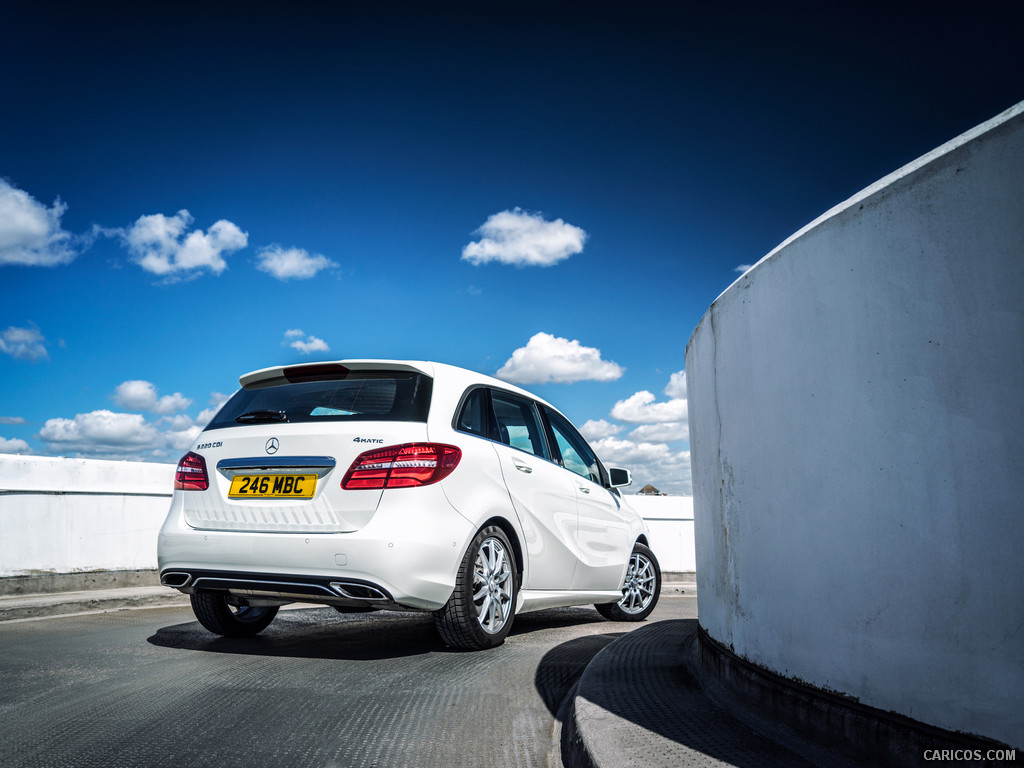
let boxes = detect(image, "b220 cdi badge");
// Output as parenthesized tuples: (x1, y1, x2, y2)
(158, 360, 661, 650)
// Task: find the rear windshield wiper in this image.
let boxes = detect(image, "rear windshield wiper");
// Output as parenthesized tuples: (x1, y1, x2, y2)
(235, 410, 288, 424)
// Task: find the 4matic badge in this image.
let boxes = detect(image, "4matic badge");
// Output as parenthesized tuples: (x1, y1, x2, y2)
(353, 437, 384, 444)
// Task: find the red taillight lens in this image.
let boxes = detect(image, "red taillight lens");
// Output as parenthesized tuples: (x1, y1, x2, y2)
(341, 443, 461, 490)
(174, 451, 209, 491)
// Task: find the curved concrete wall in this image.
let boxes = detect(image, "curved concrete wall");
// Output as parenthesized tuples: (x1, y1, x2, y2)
(686, 101, 1024, 748)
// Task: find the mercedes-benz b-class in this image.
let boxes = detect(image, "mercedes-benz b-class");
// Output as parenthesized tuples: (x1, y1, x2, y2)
(158, 360, 661, 650)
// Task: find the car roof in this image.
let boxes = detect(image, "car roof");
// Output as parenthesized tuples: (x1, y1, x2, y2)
(238, 359, 556, 410)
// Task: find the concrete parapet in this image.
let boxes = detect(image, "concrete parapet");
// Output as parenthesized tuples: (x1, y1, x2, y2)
(0, 454, 173, 577)
(0, 568, 162, 596)
(626, 494, 695, 572)
(686, 100, 1024, 748)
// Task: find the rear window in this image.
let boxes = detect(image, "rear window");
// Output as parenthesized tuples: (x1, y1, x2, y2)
(206, 370, 432, 430)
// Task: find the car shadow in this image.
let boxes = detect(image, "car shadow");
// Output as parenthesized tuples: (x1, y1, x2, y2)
(148, 607, 445, 660)
(508, 604, 613, 637)
(148, 604, 618, 661)
(533, 632, 623, 717)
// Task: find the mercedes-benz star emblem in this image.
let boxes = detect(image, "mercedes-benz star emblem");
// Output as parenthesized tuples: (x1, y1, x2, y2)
(265, 438, 280, 454)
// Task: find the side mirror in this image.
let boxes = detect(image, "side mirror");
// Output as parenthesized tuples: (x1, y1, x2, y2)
(608, 466, 632, 488)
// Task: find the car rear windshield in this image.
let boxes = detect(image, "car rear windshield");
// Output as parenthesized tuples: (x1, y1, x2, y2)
(206, 370, 433, 429)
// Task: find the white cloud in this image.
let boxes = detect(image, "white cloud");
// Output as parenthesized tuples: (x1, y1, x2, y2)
(628, 421, 689, 442)
(114, 380, 192, 415)
(284, 329, 329, 355)
(580, 419, 623, 441)
(574, 369, 692, 494)
(160, 414, 194, 431)
(592, 436, 678, 464)
(0, 325, 49, 361)
(153, 392, 192, 415)
(610, 390, 687, 424)
(462, 208, 587, 267)
(590, 436, 691, 495)
(0, 416, 28, 425)
(39, 410, 164, 456)
(735, 264, 754, 274)
(0, 436, 31, 453)
(195, 409, 218, 427)
(293, 336, 329, 355)
(496, 332, 624, 385)
(664, 370, 687, 399)
(35, 389, 231, 459)
(0, 179, 76, 266)
(113, 380, 158, 410)
(195, 392, 230, 428)
(120, 210, 247, 278)
(256, 246, 336, 280)
(166, 424, 203, 451)
(159, 392, 231, 450)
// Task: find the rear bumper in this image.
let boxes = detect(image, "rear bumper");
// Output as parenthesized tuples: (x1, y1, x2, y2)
(157, 484, 476, 611)
(159, 568, 397, 609)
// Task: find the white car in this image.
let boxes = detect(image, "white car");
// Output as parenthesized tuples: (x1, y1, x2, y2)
(158, 359, 661, 650)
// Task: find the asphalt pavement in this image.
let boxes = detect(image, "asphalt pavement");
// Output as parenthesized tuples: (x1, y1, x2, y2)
(0, 573, 868, 767)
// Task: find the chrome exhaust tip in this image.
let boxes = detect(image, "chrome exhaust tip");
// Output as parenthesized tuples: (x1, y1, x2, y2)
(330, 581, 388, 601)
(161, 572, 192, 589)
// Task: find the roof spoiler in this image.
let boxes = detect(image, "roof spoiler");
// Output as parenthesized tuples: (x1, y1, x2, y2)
(239, 360, 433, 390)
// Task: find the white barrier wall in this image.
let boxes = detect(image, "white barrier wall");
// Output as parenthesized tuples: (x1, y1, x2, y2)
(0, 453, 694, 578)
(626, 494, 695, 573)
(686, 101, 1024, 748)
(0, 455, 174, 577)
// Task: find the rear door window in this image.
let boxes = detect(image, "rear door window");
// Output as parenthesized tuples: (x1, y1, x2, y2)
(206, 370, 432, 429)
(490, 391, 549, 458)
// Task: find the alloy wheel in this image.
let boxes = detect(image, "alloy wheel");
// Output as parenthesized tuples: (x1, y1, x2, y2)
(472, 536, 512, 634)
(617, 551, 657, 614)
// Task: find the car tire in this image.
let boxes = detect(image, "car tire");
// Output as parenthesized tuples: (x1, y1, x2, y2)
(190, 591, 279, 637)
(434, 525, 518, 650)
(595, 542, 661, 622)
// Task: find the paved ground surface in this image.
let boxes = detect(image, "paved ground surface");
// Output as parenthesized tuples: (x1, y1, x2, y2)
(3, 578, 1008, 767)
(0, 584, 697, 768)
(4, 577, 936, 768)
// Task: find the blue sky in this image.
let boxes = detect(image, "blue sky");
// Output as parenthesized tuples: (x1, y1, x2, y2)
(2, 2, 1022, 494)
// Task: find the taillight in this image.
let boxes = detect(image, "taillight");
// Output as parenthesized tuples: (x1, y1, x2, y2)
(341, 443, 461, 490)
(174, 451, 209, 491)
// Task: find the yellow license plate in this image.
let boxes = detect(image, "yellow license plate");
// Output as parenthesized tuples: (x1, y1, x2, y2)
(228, 474, 317, 499)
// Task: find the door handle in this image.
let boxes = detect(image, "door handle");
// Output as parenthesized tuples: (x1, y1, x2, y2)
(578, 484, 591, 494)
(512, 460, 533, 474)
